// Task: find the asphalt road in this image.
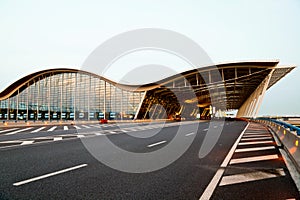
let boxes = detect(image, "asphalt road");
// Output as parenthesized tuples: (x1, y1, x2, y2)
(0, 121, 298, 199)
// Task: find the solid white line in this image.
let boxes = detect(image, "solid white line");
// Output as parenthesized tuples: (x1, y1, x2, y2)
(219, 168, 285, 186)
(185, 132, 195, 137)
(230, 154, 279, 164)
(235, 146, 275, 153)
(147, 140, 167, 148)
(199, 123, 249, 200)
(5, 127, 33, 135)
(238, 140, 273, 145)
(109, 131, 116, 134)
(77, 135, 85, 138)
(0, 128, 19, 134)
(13, 164, 88, 186)
(81, 125, 90, 129)
(47, 126, 57, 132)
(53, 137, 62, 141)
(73, 125, 81, 129)
(95, 133, 104, 136)
(21, 141, 34, 145)
(241, 137, 272, 141)
(31, 127, 46, 133)
(63, 126, 68, 130)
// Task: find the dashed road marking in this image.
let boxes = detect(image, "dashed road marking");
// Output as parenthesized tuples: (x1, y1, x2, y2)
(5, 127, 33, 135)
(242, 134, 270, 138)
(147, 140, 167, 148)
(0, 128, 19, 134)
(31, 127, 46, 133)
(230, 154, 279, 164)
(21, 141, 34, 145)
(235, 146, 275, 153)
(81, 125, 91, 129)
(241, 136, 272, 141)
(219, 168, 285, 186)
(13, 164, 88, 186)
(185, 132, 195, 137)
(53, 137, 63, 141)
(73, 126, 81, 130)
(244, 132, 269, 135)
(47, 126, 57, 132)
(238, 140, 274, 146)
(90, 125, 100, 128)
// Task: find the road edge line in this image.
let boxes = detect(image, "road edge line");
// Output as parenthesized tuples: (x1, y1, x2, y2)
(199, 122, 249, 200)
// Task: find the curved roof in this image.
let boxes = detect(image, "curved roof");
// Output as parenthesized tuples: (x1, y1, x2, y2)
(0, 60, 295, 110)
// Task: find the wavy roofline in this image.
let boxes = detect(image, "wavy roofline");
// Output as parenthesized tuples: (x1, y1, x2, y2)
(0, 60, 295, 100)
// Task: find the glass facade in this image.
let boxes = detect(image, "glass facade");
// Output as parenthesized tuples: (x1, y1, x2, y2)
(0, 72, 144, 121)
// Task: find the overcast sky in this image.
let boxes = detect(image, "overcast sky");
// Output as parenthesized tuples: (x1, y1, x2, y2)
(0, 0, 299, 116)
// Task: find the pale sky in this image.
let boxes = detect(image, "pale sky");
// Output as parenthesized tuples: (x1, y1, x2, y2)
(0, 0, 299, 116)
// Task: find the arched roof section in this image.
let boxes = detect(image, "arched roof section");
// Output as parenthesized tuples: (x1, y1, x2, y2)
(0, 60, 295, 110)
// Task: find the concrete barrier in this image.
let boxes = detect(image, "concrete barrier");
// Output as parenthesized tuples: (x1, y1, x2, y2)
(255, 119, 300, 173)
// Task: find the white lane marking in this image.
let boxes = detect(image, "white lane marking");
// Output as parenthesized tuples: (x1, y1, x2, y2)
(230, 154, 279, 164)
(203, 128, 208, 132)
(244, 132, 269, 135)
(95, 133, 104, 136)
(13, 164, 88, 186)
(219, 168, 285, 186)
(31, 127, 46, 133)
(147, 140, 167, 148)
(63, 126, 68, 130)
(0, 128, 19, 134)
(73, 125, 81, 130)
(5, 127, 33, 135)
(242, 134, 270, 138)
(90, 125, 100, 128)
(199, 123, 250, 200)
(77, 135, 85, 138)
(21, 141, 34, 145)
(241, 137, 272, 141)
(81, 125, 91, 129)
(109, 131, 116, 134)
(238, 140, 274, 145)
(47, 126, 57, 132)
(0, 140, 23, 144)
(53, 137, 63, 141)
(185, 132, 195, 137)
(235, 146, 275, 153)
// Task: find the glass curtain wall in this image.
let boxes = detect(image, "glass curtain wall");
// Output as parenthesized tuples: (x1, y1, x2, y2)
(0, 72, 144, 121)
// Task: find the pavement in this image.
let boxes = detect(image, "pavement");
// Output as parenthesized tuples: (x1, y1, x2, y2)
(0, 120, 299, 199)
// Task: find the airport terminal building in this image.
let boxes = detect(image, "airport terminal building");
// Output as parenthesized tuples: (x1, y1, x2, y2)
(0, 60, 294, 121)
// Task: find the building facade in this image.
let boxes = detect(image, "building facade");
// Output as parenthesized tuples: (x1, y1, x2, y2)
(0, 60, 295, 121)
(0, 70, 144, 121)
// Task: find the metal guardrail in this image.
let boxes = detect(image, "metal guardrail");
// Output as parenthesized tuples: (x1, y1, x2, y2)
(255, 118, 300, 173)
(258, 117, 300, 136)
